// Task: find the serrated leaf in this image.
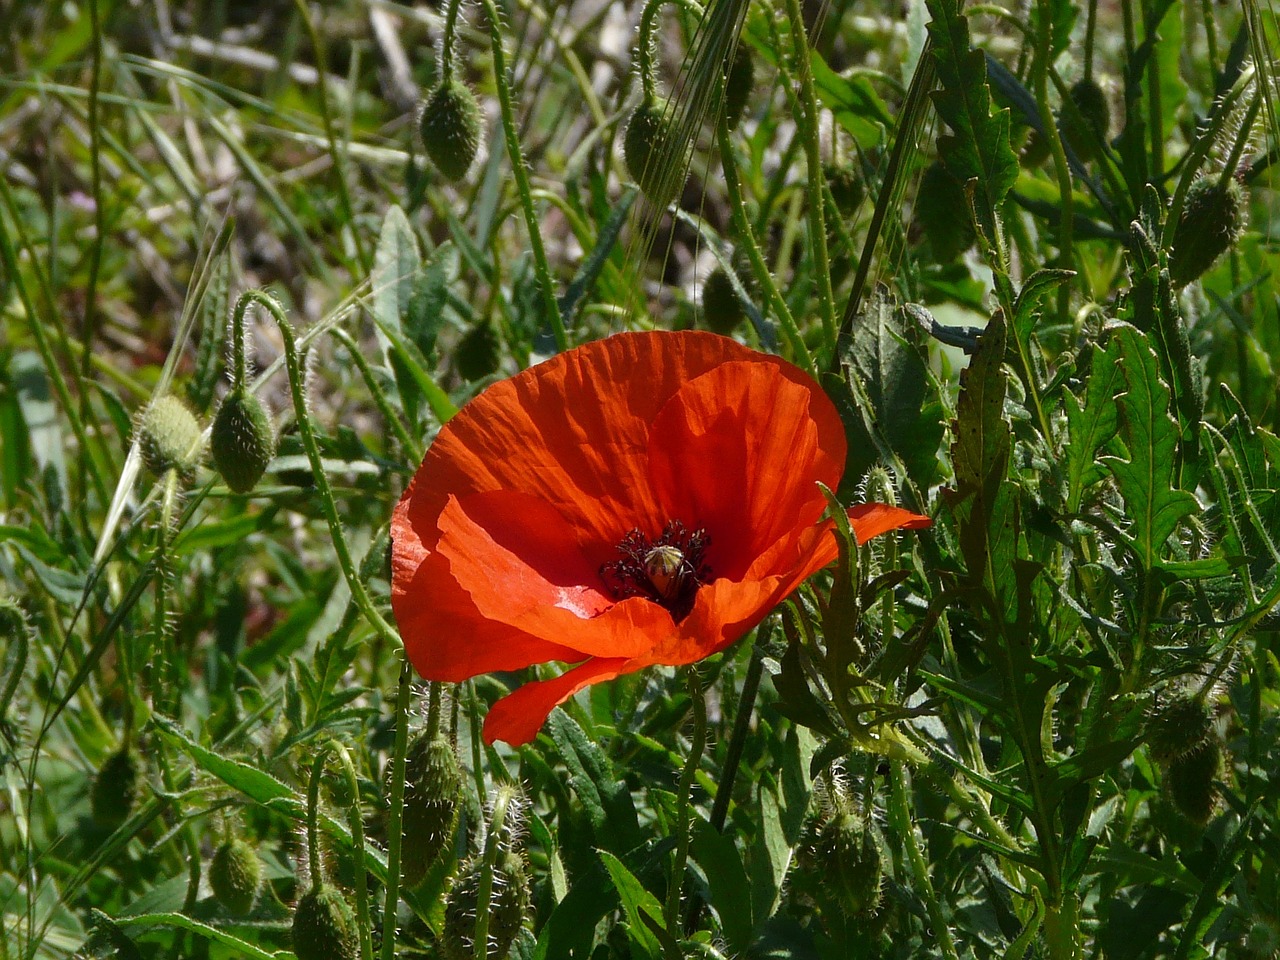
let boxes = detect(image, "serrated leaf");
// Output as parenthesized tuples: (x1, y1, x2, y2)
(1065, 339, 1123, 513)
(840, 288, 944, 487)
(1102, 325, 1199, 570)
(926, 0, 1019, 237)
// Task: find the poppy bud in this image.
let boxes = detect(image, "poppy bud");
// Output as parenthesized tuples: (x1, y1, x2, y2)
(1165, 738, 1223, 827)
(292, 884, 359, 960)
(722, 44, 754, 130)
(1021, 128, 1051, 167)
(455, 319, 502, 381)
(825, 163, 865, 216)
(1060, 78, 1110, 162)
(209, 837, 263, 916)
(136, 395, 203, 479)
(913, 161, 976, 262)
(421, 78, 483, 181)
(1168, 177, 1247, 287)
(211, 389, 276, 494)
(624, 99, 679, 203)
(440, 849, 531, 960)
(810, 810, 884, 916)
(91, 747, 140, 831)
(1241, 918, 1280, 960)
(398, 734, 463, 887)
(1146, 690, 1215, 764)
(700, 265, 745, 336)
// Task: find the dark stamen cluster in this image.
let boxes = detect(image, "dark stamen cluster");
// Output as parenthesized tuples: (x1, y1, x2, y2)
(600, 520, 711, 620)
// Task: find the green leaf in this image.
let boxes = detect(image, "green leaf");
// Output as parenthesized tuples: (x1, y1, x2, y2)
(546, 710, 641, 854)
(372, 205, 421, 347)
(926, 0, 1019, 237)
(690, 819, 755, 953)
(811, 49, 893, 146)
(839, 288, 945, 488)
(110, 913, 278, 960)
(598, 851, 665, 960)
(406, 241, 461, 359)
(1102, 324, 1199, 570)
(1065, 339, 1123, 513)
(559, 186, 637, 328)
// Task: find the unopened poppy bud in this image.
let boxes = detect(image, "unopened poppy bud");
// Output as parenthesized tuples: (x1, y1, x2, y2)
(825, 163, 865, 216)
(624, 100, 680, 203)
(1146, 690, 1215, 764)
(420, 78, 483, 181)
(136, 395, 203, 479)
(210, 837, 263, 916)
(700, 265, 745, 336)
(398, 734, 463, 887)
(292, 884, 359, 960)
(211, 389, 276, 494)
(91, 747, 140, 830)
(441, 849, 530, 960)
(722, 44, 754, 130)
(1241, 918, 1280, 960)
(913, 161, 976, 262)
(1165, 738, 1223, 827)
(1061, 78, 1110, 162)
(456, 318, 502, 381)
(812, 810, 884, 916)
(1168, 177, 1247, 287)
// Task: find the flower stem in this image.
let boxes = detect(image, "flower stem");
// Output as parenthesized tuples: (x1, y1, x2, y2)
(709, 640, 765, 832)
(476, 0, 567, 351)
(313, 741, 374, 960)
(781, 0, 837, 357)
(380, 656, 414, 960)
(665, 667, 706, 933)
(889, 761, 959, 960)
(232, 291, 396, 644)
(715, 110, 815, 376)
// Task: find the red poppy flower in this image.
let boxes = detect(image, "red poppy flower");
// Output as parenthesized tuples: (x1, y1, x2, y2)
(390, 331, 930, 746)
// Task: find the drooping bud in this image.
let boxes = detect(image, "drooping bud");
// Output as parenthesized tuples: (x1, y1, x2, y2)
(1168, 177, 1247, 287)
(291, 884, 359, 960)
(455, 319, 502, 381)
(722, 43, 754, 130)
(1165, 738, 1223, 827)
(913, 161, 976, 262)
(810, 810, 884, 916)
(398, 734, 463, 887)
(135, 395, 203, 479)
(91, 747, 140, 831)
(1146, 690, 1216, 765)
(211, 389, 276, 494)
(440, 849, 531, 960)
(624, 99, 680, 204)
(209, 837, 263, 916)
(700, 265, 745, 336)
(420, 78, 484, 181)
(1061, 78, 1110, 162)
(825, 163, 865, 216)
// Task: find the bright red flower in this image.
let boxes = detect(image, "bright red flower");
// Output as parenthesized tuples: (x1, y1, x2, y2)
(391, 331, 930, 746)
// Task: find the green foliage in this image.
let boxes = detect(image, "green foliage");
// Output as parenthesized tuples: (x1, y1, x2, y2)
(2, 1, 1278, 959)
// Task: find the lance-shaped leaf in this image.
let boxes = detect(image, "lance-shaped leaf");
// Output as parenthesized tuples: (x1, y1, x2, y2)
(1064, 339, 1123, 514)
(1102, 324, 1199, 570)
(926, 0, 1019, 238)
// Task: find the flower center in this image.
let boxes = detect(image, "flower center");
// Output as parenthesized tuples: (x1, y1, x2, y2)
(600, 520, 710, 619)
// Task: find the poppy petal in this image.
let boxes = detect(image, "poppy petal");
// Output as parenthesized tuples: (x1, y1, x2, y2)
(436, 492, 673, 660)
(482, 657, 634, 746)
(394, 547, 585, 682)
(647, 359, 845, 581)
(847, 503, 933, 544)
(394, 332, 778, 563)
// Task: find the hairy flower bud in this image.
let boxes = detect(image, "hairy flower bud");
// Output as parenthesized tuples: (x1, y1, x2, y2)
(91, 747, 140, 831)
(1061, 78, 1110, 162)
(1166, 738, 1223, 827)
(456, 319, 502, 382)
(1169, 177, 1247, 287)
(292, 885, 359, 960)
(624, 100, 680, 204)
(398, 734, 463, 887)
(421, 78, 483, 181)
(211, 389, 276, 494)
(210, 837, 263, 916)
(136, 395, 203, 479)
(440, 849, 530, 960)
(1146, 690, 1216, 764)
(722, 44, 754, 130)
(825, 163, 865, 216)
(700, 265, 745, 336)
